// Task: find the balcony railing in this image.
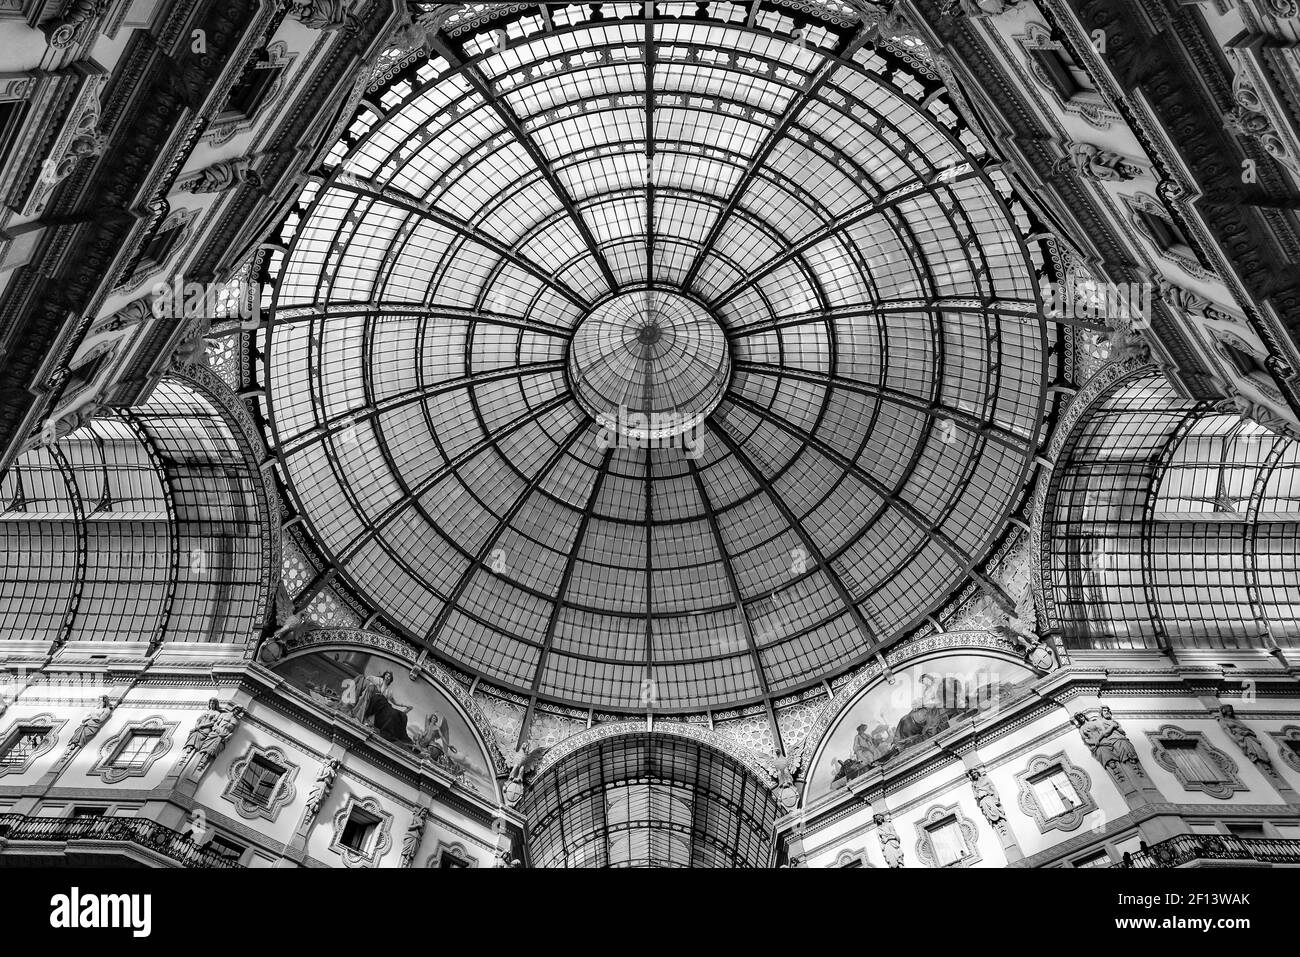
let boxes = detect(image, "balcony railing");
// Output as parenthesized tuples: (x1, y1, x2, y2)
(0, 813, 243, 868)
(1114, 833, 1300, 868)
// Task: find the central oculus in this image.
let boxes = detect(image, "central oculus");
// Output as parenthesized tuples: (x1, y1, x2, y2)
(568, 290, 731, 442)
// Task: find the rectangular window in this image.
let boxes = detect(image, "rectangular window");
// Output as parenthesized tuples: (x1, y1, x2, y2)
(1030, 48, 1093, 99)
(1072, 850, 1112, 868)
(1030, 766, 1082, 819)
(71, 806, 108, 818)
(110, 730, 163, 771)
(1136, 210, 1193, 255)
(0, 100, 30, 172)
(234, 756, 284, 808)
(208, 835, 246, 863)
(340, 809, 379, 853)
(438, 853, 470, 868)
(1163, 739, 1228, 783)
(927, 818, 970, 867)
(0, 725, 52, 770)
(224, 51, 286, 118)
(1226, 822, 1267, 839)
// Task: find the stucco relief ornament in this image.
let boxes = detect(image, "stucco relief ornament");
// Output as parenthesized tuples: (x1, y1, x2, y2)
(42, 0, 109, 48)
(183, 157, 263, 194)
(1098, 324, 1151, 366)
(994, 614, 1055, 672)
(1154, 278, 1213, 319)
(303, 757, 341, 826)
(261, 583, 315, 663)
(944, 0, 1025, 16)
(772, 753, 799, 812)
(874, 813, 904, 868)
(968, 766, 1009, 836)
(1216, 705, 1275, 775)
(1074, 707, 1146, 780)
(1057, 142, 1142, 183)
(290, 0, 360, 34)
(1212, 387, 1294, 437)
(502, 745, 545, 806)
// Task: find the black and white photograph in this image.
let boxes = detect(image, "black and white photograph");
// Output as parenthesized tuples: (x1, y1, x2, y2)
(0, 0, 1296, 943)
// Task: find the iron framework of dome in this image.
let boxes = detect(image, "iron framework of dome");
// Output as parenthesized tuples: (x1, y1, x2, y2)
(259, 1, 1052, 714)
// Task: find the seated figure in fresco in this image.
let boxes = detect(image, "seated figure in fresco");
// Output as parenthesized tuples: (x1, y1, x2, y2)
(343, 671, 415, 746)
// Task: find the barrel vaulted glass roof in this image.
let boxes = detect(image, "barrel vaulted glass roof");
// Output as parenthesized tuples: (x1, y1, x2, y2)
(262, 2, 1048, 712)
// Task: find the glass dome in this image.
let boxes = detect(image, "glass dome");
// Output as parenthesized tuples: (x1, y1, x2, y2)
(263, 3, 1047, 711)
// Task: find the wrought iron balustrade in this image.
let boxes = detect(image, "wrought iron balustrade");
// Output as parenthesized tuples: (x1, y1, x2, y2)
(1115, 833, 1300, 868)
(0, 813, 243, 868)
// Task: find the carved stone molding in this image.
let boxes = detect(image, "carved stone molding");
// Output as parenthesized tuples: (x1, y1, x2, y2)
(1146, 725, 1246, 800)
(1014, 751, 1097, 833)
(1269, 726, 1300, 775)
(221, 742, 300, 822)
(0, 713, 67, 777)
(1056, 140, 1144, 182)
(329, 794, 393, 868)
(426, 839, 477, 868)
(20, 73, 106, 217)
(88, 715, 177, 784)
(913, 802, 981, 868)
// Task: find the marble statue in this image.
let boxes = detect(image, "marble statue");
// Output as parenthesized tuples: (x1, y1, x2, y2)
(968, 766, 1008, 835)
(1075, 706, 1143, 777)
(186, 699, 244, 775)
(772, 754, 799, 811)
(401, 807, 428, 867)
(1057, 141, 1140, 182)
(1216, 705, 1273, 772)
(68, 695, 113, 750)
(874, 813, 904, 868)
(304, 757, 341, 825)
(185, 157, 261, 194)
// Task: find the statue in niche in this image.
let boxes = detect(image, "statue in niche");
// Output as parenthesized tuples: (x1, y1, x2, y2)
(1216, 705, 1274, 773)
(968, 766, 1008, 836)
(1075, 707, 1143, 777)
(874, 813, 904, 868)
(400, 807, 428, 867)
(67, 695, 113, 751)
(304, 757, 341, 825)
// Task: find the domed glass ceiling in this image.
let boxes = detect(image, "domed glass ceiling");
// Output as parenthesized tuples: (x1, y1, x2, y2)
(264, 2, 1047, 712)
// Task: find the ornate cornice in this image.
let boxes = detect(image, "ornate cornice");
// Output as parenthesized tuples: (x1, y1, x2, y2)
(0, 0, 264, 470)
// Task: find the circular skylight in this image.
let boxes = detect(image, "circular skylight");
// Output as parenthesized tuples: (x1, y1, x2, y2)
(263, 4, 1047, 712)
(569, 290, 730, 441)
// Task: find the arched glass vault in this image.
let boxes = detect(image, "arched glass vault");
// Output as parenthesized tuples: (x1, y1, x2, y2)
(519, 732, 780, 868)
(0, 376, 273, 646)
(258, 0, 1053, 714)
(1041, 372, 1300, 649)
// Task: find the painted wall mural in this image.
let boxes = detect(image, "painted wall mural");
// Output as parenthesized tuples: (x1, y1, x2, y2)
(274, 650, 494, 796)
(808, 653, 1037, 800)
